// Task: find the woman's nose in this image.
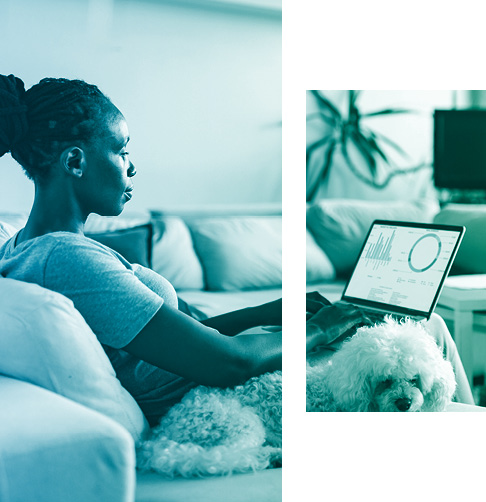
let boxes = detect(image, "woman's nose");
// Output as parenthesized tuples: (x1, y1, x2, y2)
(128, 162, 136, 177)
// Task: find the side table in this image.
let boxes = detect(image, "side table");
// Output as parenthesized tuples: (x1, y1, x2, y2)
(434, 275, 486, 386)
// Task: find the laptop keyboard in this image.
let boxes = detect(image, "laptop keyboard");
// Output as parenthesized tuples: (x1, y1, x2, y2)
(361, 309, 404, 324)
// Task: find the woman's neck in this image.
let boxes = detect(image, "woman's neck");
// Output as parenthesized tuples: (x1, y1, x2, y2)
(17, 183, 87, 244)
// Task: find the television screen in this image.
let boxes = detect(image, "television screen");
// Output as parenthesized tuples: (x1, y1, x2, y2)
(434, 110, 486, 189)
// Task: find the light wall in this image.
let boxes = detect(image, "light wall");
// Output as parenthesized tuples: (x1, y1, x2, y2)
(0, 0, 282, 213)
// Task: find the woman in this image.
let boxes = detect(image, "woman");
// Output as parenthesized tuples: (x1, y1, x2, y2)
(0, 74, 331, 424)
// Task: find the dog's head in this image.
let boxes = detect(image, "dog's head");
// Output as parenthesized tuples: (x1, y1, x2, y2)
(324, 317, 457, 412)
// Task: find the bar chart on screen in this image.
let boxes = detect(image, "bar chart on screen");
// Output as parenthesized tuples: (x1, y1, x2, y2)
(364, 229, 395, 270)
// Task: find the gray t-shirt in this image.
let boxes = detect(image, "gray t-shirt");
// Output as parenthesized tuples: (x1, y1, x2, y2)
(0, 231, 197, 424)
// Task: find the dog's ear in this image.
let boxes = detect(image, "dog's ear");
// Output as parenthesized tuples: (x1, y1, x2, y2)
(422, 361, 457, 411)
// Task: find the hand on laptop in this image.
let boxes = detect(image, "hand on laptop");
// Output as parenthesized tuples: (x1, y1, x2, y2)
(306, 301, 372, 352)
(306, 291, 332, 320)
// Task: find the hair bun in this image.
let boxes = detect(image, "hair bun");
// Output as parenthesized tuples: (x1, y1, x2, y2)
(0, 74, 29, 157)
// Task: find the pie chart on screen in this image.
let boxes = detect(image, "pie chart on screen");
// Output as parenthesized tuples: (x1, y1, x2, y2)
(408, 234, 442, 273)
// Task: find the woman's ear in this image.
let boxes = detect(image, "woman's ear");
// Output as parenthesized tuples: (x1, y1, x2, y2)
(60, 147, 85, 178)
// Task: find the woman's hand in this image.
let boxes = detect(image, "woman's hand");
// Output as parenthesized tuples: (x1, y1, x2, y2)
(201, 298, 282, 336)
(306, 302, 370, 352)
(306, 291, 331, 319)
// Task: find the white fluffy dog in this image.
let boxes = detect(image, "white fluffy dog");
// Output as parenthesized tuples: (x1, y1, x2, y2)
(307, 317, 457, 412)
(136, 371, 282, 478)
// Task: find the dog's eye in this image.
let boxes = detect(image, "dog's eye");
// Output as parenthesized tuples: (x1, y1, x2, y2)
(381, 378, 393, 389)
(411, 376, 420, 386)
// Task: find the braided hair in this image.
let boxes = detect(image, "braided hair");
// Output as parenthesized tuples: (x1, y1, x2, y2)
(0, 74, 119, 182)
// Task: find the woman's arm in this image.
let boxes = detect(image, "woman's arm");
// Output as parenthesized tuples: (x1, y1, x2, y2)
(201, 299, 282, 336)
(123, 303, 282, 387)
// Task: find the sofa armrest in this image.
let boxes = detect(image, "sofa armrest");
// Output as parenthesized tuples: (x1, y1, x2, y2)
(0, 376, 136, 502)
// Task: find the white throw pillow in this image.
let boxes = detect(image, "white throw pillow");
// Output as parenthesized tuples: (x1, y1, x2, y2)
(151, 217, 205, 290)
(307, 198, 440, 276)
(0, 278, 149, 442)
(0, 221, 17, 245)
(306, 229, 335, 284)
(189, 217, 282, 291)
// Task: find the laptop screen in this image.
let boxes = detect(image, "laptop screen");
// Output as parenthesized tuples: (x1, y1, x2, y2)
(342, 220, 464, 318)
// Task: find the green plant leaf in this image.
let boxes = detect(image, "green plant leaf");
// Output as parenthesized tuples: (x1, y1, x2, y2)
(350, 90, 361, 106)
(365, 133, 389, 164)
(309, 90, 342, 121)
(362, 108, 413, 117)
(351, 130, 377, 176)
(368, 130, 411, 159)
(306, 135, 333, 167)
(307, 138, 336, 201)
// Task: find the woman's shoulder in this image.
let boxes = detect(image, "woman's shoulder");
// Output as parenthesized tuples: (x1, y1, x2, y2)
(12, 231, 130, 269)
(48, 232, 131, 264)
(25, 231, 117, 252)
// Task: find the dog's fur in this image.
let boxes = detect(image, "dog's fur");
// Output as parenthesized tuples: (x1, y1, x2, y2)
(136, 371, 282, 477)
(137, 317, 456, 477)
(307, 317, 457, 412)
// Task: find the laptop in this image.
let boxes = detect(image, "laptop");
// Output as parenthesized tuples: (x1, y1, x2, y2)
(338, 220, 465, 321)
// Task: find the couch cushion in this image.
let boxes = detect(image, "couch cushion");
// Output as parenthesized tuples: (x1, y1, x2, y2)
(307, 198, 440, 277)
(189, 217, 282, 291)
(0, 221, 17, 245)
(86, 223, 153, 268)
(433, 204, 486, 274)
(0, 277, 149, 442)
(151, 217, 205, 290)
(136, 468, 282, 502)
(306, 229, 335, 284)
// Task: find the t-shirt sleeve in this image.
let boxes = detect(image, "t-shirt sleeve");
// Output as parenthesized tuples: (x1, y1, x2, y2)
(43, 238, 164, 349)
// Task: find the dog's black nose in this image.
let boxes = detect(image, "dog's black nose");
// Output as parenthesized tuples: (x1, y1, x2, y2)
(396, 398, 412, 411)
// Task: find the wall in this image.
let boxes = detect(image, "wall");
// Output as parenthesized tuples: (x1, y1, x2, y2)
(0, 0, 282, 213)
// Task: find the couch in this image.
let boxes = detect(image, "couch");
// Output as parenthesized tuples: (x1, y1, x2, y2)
(0, 205, 284, 502)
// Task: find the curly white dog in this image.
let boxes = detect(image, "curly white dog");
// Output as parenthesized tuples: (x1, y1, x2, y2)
(307, 317, 457, 412)
(137, 371, 282, 478)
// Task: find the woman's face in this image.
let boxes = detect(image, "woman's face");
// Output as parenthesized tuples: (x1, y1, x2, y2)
(78, 113, 136, 217)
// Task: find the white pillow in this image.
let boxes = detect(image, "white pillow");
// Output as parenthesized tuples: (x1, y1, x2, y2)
(307, 198, 440, 276)
(0, 278, 149, 442)
(151, 217, 205, 290)
(306, 229, 335, 284)
(189, 217, 282, 291)
(0, 221, 17, 245)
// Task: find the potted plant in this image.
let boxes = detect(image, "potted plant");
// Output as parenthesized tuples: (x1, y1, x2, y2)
(306, 90, 427, 202)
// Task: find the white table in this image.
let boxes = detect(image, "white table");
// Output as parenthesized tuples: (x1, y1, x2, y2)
(435, 275, 486, 386)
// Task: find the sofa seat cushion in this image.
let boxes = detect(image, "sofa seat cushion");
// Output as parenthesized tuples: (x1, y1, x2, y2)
(136, 468, 282, 502)
(178, 288, 283, 319)
(0, 277, 149, 442)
